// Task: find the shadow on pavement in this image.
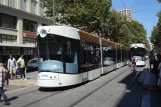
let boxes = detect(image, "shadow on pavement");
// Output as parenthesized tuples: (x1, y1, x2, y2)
(38, 81, 89, 92)
(1, 96, 18, 102)
(113, 67, 143, 107)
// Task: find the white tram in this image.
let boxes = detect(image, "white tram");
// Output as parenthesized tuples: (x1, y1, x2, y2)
(36, 26, 130, 88)
(130, 43, 148, 66)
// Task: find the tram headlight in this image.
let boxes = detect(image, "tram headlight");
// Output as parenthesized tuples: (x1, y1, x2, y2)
(40, 29, 47, 38)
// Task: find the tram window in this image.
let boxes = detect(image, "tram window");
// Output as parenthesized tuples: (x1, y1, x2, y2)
(65, 39, 79, 63)
(80, 42, 101, 72)
(103, 47, 116, 66)
(37, 34, 64, 62)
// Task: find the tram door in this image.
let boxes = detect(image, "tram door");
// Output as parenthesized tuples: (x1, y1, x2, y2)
(80, 41, 88, 82)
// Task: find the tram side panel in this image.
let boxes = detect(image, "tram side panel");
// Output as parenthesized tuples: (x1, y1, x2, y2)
(102, 48, 117, 74)
(122, 50, 127, 66)
(117, 49, 122, 68)
(80, 41, 102, 81)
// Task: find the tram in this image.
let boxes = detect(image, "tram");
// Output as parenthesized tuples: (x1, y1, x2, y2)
(129, 43, 148, 66)
(36, 26, 130, 88)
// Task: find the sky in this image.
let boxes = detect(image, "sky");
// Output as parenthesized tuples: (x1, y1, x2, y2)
(112, 0, 161, 39)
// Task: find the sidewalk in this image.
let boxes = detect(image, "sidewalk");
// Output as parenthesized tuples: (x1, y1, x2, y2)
(139, 67, 161, 107)
(4, 71, 38, 93)
(9, 79, 36, 86)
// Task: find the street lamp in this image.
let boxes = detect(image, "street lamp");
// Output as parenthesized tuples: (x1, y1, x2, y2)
(53, 0, 56, 25)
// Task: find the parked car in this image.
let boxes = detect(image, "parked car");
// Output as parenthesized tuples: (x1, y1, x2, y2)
(26, 58, 38, 72)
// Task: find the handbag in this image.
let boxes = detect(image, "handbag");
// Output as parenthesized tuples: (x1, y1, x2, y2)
(16, 68, 21, 75)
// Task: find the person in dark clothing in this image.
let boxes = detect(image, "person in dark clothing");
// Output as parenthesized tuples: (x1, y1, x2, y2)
(148, 51, 155, 69)
(152, 54, 160, 74)
(155, 54, 161, 91)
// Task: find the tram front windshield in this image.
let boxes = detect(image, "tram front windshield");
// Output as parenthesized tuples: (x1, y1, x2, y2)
(131, 48, 146, 61)
(37, 34, 64, 61)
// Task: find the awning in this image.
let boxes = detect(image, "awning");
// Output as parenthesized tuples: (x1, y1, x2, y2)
(79, 31, 100, 44)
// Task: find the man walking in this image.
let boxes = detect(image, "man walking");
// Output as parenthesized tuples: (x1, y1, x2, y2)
(17, 55, 27, 80)
(0, 63, 10, 105)
(7, 55, 17, 80)
(149, 51, 155, 69)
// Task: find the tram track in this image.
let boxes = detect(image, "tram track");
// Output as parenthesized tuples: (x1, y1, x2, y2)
(113, 64, 148, 107)
(4, 66, 132, 107)
(22, 91, 62, 107)
(20, 66, 131, 107)
(6, 85, 65, 107)
(64, 66, 131, 107)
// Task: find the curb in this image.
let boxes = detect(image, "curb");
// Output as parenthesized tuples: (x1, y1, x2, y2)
(9, 80, 37, 86)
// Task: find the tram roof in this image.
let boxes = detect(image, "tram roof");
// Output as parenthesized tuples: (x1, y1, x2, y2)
(79, 30, 100, 44)
(37, 26, 80, 40)
(130, 43, 148, 51)
(37, 26, 129, 49)
(101, 38, 115, 48)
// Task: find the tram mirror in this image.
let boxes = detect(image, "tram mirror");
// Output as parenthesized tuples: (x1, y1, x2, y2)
(40, 29, 47, 38)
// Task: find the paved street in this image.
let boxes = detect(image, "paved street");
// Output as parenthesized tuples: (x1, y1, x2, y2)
(0, 66, 147, 107)
(3, 71, 38, 94)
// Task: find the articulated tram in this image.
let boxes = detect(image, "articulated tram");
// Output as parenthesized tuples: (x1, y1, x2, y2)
(36, 26, 130, 88)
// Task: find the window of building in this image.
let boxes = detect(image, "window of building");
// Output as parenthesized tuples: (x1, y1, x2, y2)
(23, 19, 37, 32)
(31, 0, 37, 14)
(0, 0, 3, 4)
(0, 13, 17, 29)
(0, 34, 17, 44)
(8, 0, 15, 8)
(21, 0, 27, 11)
(23, 37, 36, 45)
(2, 47, 20, 55)
(40, 3, 44, 16)
(24, 48, 35, 55)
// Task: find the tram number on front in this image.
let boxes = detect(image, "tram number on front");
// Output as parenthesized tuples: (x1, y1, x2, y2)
(41, 74, 48, 78)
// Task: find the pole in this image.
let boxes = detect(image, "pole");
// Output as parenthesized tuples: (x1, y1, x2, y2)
(53, 0, 56, 25)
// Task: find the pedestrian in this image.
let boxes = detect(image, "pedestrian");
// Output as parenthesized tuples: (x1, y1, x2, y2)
(17, 55, 27, 80)
(148, 51, 155, 69)
(7, 55, 17, 80)
(0, 63, 10, 105)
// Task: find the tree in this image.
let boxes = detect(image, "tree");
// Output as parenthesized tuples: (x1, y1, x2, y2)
(158, 0, 161, 3)
(44, 0, 149, 48)
(44, 0, 112, 31)
(151, 11, 161, 52)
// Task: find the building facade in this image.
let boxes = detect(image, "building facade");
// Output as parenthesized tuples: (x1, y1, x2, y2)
(118, 8, 132, 21)
(0, 0, 52, 63)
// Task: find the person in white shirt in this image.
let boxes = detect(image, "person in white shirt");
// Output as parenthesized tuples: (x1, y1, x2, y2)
(7, 55, 17, 80)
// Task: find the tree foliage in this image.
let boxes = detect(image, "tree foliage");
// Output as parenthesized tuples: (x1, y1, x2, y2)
(44, 0, 149, 48)
(151, 11, 161, 52)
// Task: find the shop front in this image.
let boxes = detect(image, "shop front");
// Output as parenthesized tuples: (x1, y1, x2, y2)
(0, 46, 36, 66)
(0, 31, 37, 65)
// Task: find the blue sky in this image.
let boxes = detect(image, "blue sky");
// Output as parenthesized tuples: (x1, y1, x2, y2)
(112, 0, 161, 39)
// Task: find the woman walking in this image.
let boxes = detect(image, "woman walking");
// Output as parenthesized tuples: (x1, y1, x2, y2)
(0, 63, 10, 105)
